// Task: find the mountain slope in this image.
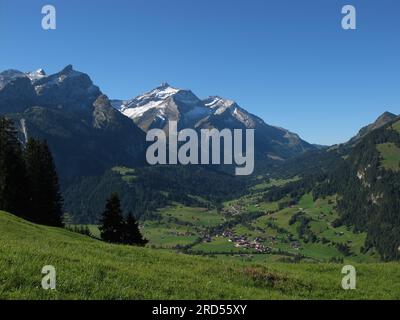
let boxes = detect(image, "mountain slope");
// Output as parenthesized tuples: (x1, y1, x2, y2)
(0, 210, 399, 299)
(335, 117, 400, 260)
(200, 96, 313, 159)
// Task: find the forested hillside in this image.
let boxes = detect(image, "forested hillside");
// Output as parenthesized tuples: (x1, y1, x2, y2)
(63, 165, 248, 223)
(241, 116, 400, 261)
(330, 119, 400, 260)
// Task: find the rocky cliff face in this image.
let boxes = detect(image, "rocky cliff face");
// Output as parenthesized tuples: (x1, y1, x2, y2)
(0, 66, 146, 183)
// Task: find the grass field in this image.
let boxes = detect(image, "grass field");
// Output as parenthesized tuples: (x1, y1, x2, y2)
(1, 210, 399, 299)
(158, 205, 224, 227)
(251, 176, 300, 191)
(377, 142, 400, 172)
(391, 120, 400, 133)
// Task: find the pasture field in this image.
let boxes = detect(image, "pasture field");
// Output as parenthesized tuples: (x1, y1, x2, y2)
(1, 210, 399, 300)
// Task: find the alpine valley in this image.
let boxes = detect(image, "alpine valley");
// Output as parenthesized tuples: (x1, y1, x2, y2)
(1, 65, 400, 298)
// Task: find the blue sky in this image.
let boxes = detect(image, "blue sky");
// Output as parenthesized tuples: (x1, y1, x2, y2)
(1, 0, 399, 145)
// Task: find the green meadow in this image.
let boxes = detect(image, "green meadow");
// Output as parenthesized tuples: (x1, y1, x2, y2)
(377, 142, 400, 172)
(0, 210, 399, 300)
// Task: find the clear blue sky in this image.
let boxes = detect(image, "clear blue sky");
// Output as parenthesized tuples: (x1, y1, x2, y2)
(1, 0, 399, 145)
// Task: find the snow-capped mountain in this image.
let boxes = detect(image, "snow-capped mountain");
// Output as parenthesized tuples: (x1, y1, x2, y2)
(0, 64, 315, 176)
(201, 96, 260, 128)
(32, 65, 102, 111)
(113, 84, 315, 160)
(113, 83, 212, 133)
(0, 65, 101, 112)
(0, 68, 46, 86)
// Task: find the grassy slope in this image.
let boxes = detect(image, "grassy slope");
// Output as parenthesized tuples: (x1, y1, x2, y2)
(391, 119, 400, 133)
(377, 142, 400, 172)
(0, 211, 399, 300)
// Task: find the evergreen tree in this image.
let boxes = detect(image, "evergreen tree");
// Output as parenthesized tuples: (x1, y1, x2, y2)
(24, 138, 63, 227)
(99, 193, 125, 243)
(0, 117, 29, 217)
(123, 212, 148, 246)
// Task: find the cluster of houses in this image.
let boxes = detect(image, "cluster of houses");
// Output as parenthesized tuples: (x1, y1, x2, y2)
(220, 230, 271, 253)
(221, 204, 243, 216)
(290, 241, 302, 250)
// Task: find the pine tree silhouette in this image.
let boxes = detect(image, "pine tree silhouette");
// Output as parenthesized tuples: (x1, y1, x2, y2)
(24, 138, 63, 227)
(124, 212, 148, 246)
(0, 117, 29, 217)
(99, 193, 125, 243)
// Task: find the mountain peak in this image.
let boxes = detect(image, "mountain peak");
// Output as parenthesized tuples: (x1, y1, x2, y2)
(26, 69, 47, 81)
(151, 82, 180, 95)
(61, 64, 74, 73)
(36, 68, 46, 76)
(159, 82, 171, 89)
(136, 83, 180, 102)
(370, 111, 398, 131)
(376, 111, 397, 123)
(30, 65, 101, 110)
(0, 69, 27, 88)
(348, 111, 398, 145)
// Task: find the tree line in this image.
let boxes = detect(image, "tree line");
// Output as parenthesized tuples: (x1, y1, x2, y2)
(99, 193, 148, 246)
(0, 117, 63, 227)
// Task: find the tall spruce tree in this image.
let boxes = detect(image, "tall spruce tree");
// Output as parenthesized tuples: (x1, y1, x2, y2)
(24, 138, 64, 227)
(0, 117, 29, 217)
(124, 212, 148, 246)
(99, 193, 125, 243)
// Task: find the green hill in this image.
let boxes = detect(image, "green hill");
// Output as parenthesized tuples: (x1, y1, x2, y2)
(0, 211, 399, 299)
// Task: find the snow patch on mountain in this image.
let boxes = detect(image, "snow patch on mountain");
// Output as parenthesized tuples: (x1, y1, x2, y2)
(204, 96, 235, 108)
(204, 96, 236, 114)
(26, 69, 46, 82)
(115, 83, 180, 119)
(125, 83, 179, 108)
(122, 100, 165, 119)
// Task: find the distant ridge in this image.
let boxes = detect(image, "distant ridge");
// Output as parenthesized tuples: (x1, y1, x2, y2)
(347, 111, 398, 145)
